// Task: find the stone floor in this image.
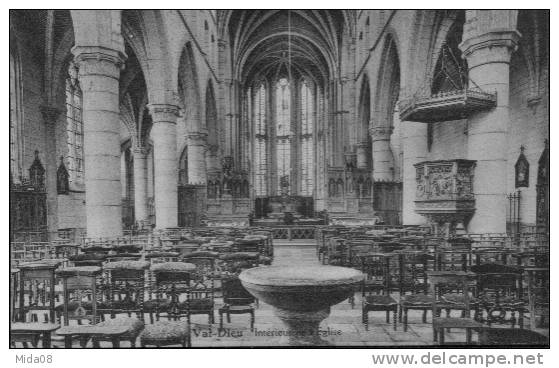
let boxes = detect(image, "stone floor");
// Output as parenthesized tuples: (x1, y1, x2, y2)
(48, 240, 548, 347)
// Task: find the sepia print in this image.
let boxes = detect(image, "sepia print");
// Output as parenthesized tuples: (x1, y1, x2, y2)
(9, 9, 549, 348)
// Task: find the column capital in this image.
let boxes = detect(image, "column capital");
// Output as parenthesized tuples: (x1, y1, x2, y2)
(459, 30, 521, 67)
(369, 126, 394, 141)
(40, 106, 61, 125)
(147, 103, 180, 123)
(132, 146, 149, 157)
(186, 131, 208, 146)
(355, 141, 369, 149)
(71, 45, 127, 79)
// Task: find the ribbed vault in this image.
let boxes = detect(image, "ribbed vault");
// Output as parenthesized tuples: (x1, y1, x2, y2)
(221, 10, 351, 85)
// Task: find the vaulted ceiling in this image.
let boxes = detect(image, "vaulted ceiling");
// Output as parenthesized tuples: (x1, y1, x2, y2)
(220, 10, 354, 86)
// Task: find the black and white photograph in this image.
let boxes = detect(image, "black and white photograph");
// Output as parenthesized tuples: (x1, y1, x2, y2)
(8, 7, 550, 355)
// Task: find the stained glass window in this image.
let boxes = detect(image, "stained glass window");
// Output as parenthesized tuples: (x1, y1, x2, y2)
(66, 63, 84, 186)
(253, 84, 267, 196)
(275, 78, 291, 193)
(300, 81, 314, 196)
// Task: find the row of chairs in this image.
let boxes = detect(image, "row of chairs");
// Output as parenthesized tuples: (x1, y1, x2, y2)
(317, 227, 549, 344)
(10, 228, 274, 348)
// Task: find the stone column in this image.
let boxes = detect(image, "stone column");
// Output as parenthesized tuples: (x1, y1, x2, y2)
(149, 104, 179, 229)
(402, 122, 428, 225)
(186, 132, 208, 185)
(41, 106, 61, 234)
(132, 146, 149, 224)
(72, 46, 125, 238)
(370, 126, 394, 181)
(460, 25, 520, 233)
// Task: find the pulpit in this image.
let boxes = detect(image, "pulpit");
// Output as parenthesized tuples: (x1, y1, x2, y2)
(414, 160, 476, 236)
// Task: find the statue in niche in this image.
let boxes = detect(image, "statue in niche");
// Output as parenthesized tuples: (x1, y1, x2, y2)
(29, 150, 45, 190)
(515, 146, 530, 188)
(57, 157, 69, 194)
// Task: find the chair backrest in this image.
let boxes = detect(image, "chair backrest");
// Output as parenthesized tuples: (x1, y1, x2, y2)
(222, 277, 255, 306)
(398, 251, 432, 295)
(56, 266, 102, 325)
(472, 264, 523, 299)
(17, 262, 59, 323)
(219, 252, 259, 275)
(103, 261, 149, 313)
(360, 253, 393, 294)
(427, 271, 475, 319)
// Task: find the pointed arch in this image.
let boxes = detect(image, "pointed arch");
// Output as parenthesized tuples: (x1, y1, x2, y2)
(358, 74, 371, 139)
(179, 146, 189, 185)
(374, 33, 401, 129)
(205, 80, 218, 147)
(178, 42, 202, 133)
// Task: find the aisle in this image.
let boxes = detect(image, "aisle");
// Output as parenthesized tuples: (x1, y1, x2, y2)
(271, 241, 318, 266)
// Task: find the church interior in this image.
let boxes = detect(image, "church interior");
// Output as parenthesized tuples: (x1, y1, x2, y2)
(10, 10, 549, 347)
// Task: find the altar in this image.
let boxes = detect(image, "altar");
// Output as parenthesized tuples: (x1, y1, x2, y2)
(268, 195, 303, 219)
(252, 195, 321, 226)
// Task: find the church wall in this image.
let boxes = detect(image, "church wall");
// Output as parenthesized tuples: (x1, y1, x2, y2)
(507, 48, 549, 226)
(13, 29, 47, 177)
(427, 120, 468, 161)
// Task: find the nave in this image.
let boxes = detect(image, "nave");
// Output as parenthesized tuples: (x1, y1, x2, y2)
(10, 226, 549, 347)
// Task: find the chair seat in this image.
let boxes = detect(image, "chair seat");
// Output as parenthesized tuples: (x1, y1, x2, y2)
(220, 305, 254, 313)
(143, 298, 172, 312)
(55, 300, 94, 313)
(11, 322, 60, 333)
(364, 295, 398, 306)
(259, 256, 272, 265)
(95, 317, 145, 340)
(363, 279, 385, 288)
(56, 266, 102, 277)
(100, 299, 140, 310)
(151, 262, 195, 273)
(441, 293, 480, 306)
(179, 298, 213, 311)
(433, 317, 483, 329)
(140, 321, 190, 346)
(401, 294, 433, 306)
(103, 260, 150, 270)
(480, 296, 525, 307)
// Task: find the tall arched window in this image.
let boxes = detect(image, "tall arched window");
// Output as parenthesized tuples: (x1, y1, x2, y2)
(300, 80, 314, 196)
(254, 84, 267, 196)
(65, 62, 84, 186)
(275, 78, 291, 193)
(10, 50, 23, 182)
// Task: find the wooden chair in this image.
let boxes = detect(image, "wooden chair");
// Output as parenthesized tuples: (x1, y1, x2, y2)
(427, 271, 483, 345)
(219, 276, 255, 331)
(55, 266, 144, 348)
(180, 252, 218, 325)
(140, 262, 194, 347)
(524, 266, 549, 329)
(101, 261, 150, 320)
(10, 262, 60, 348)
(219, 252, 260, 276)
(471, 264, 527, 328)
(398, 251, 433, 331)
(361, 253, 398, 330)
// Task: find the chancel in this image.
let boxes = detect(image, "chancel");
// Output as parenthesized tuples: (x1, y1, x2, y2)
(10, 9, 549, 348)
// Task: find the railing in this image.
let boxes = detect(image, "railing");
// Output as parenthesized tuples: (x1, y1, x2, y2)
(254, 226, 317, 240)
